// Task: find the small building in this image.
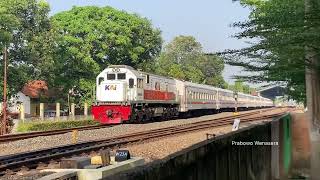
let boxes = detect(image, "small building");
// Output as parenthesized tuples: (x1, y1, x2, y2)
(6, 80, 49, 117)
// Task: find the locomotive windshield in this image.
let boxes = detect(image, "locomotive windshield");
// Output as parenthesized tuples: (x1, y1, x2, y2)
(117, 73, 126, 80)
(107, 74, 116, 80)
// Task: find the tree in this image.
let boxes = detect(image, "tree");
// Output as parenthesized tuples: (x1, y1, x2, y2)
(0, 0, 52, 99)
(51, 6, 162, 104)
(201, 54, 226, 87)
(234, 80, 244, 93)
(226, 0, 320, 176)
(155, 36, 226, 87)
(223, 0, 320, 103)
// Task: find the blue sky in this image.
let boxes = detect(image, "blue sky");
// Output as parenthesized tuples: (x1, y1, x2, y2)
(47, 0, 251, 83)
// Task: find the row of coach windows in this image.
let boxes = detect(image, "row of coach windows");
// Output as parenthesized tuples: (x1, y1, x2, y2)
(189, 91, 216, 100)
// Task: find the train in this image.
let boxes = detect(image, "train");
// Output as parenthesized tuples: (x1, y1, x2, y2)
(91, 65, 273, 124)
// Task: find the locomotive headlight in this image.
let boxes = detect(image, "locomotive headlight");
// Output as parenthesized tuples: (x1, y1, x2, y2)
(112, 68, 116, 72)
(116, 68, 120, 72)
(107, 110, 113, 117)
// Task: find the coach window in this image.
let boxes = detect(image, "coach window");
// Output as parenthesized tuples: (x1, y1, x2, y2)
(155, 82, 160, 90)
(98, 77, 104, 85)
(146, 75, 150, 84)
(107, 73, 115, 80)
(129, 78, 134, 88)
(117, 73, 126, 80)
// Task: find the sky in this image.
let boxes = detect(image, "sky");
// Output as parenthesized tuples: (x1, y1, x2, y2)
(47, 0, 251, 84)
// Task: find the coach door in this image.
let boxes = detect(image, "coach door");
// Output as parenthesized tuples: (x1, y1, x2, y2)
(136, 78, 144, 101)
(127, 78, 135, 101)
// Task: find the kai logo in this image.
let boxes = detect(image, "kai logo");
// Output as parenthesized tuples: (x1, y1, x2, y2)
(105, 85, 117, 90)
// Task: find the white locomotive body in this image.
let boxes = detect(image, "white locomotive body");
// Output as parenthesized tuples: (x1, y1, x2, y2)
(92, 65, 273, 124)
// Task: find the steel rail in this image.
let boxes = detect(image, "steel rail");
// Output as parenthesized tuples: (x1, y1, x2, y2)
(0, 124, 113, 143)
(0, 109, 287, 174)
(0, 108, 274, 143)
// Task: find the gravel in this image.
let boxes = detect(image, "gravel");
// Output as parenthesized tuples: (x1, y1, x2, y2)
(0, 170, 52, 180)
(0, 108, 278, 180)
(0, 109, 268, 156)
(125, 119, 270, 162)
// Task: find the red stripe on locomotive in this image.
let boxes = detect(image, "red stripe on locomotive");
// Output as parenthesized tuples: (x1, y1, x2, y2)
(144, 90, 176, 101)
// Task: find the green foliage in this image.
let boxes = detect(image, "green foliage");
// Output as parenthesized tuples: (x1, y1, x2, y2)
(223, 0, 320, 102)
(225, 80, 254, 94)
(234, 80, 244, 93)
(0, 2, 19, 47)
(17, 119, 99, 132)
(155, 36, 226, 87)
(0, 0, 53, 100)
(51, 6, 162, 104)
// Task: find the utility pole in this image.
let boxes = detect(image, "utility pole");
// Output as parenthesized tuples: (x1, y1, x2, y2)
(305, 0, 320, 178)
(2, 45, 8, 135)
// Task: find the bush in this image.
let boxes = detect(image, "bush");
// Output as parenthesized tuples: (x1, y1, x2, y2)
(17, 119, 100, 132)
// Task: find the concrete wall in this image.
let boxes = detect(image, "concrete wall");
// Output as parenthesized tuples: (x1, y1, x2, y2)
(290, 113, 311, 177)
(106, 124, 274, 180)
(105, 115, 291, 180)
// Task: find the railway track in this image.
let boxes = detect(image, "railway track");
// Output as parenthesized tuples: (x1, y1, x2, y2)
(0, 108, 288, 174)
(0, 124, 113, 143)
(0, 108, 273, 143)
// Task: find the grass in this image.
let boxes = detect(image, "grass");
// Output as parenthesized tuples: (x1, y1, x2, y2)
(17, 119, 100, 132)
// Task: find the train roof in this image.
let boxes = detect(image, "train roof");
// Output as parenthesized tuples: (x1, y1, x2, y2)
(108, 65, 135, 70)
(105, 65, 272, 101)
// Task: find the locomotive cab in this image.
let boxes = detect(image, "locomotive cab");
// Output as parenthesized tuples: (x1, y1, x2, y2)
(96, 65, 143, 103)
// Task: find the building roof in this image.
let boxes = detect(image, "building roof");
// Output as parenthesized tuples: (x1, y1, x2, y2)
(257, 86, 286, 100)
(257, 85, 286, 92)
(21, 80, 49, 98)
